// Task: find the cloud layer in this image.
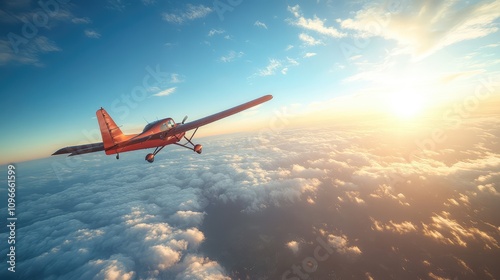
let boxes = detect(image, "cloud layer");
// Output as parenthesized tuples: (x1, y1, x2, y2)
(1, 111, 500, 279)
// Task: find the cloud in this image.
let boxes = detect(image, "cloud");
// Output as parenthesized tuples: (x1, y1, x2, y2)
(0, 36, 60, 66)
(287, 5, 345, 38)
(254, 20, 267, 29)
(141, 0, 156, 6)
(175, 255, 230, 280)
(84, 29, 101, 39)
(106, 0, 127, 11)
(3, 107, 500, 279)
(304, 52, 317, 58)
(208, 29, 225, 37)
(323, 231, 362, 257)
(253, 57, 300, 77)
(422, 212, 499, 248)
(299, 33, 323, 46)
(255, 58, 281, 76)
(162, 4, 213, 24)
(72, 17, 92, 24)
(286, 240, 300, 254)
(219, 50, 244, 63)
(340, 0, 500, 58)
(153, 87, 176, 97)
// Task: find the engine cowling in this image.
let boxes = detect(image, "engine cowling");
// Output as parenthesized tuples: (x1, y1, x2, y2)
(194, 144, 202, 154)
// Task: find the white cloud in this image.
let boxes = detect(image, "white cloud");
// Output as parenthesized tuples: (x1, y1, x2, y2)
(325, 232, 362, 256)
(299, 33, 323, 46)
(253, 57, 300, 77)
(285, 45, 294, 51)
(304, 52, 317, 58)
(340, 0, 500, 58)
(287, 5, 345, 38)
(176, 255, 230, 280)
(72, 17, 92, 24)
(256, 58, 281, 76)
(7, 111, 500, 278)
(162, 4, 213, 24)
(84, 29, 101, 39)
(219, 50, 244, 63)
(153, 87, 176, 97)
(254, 20, 268, 29)
(208, 29, 225, 37)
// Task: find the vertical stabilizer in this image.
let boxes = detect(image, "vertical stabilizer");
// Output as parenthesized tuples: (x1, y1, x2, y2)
(96, 108, 125, 153)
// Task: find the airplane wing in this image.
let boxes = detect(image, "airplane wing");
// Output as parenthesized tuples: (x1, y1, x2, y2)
(168, 94, 273, 136)
(52, 142, 105, 156)
(115, 95, 273, 147)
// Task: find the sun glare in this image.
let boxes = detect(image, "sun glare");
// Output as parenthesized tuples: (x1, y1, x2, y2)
(389, 90, 425, 118)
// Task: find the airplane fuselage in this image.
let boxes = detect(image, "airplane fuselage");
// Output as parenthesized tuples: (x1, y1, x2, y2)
(107, 118, 186, 154)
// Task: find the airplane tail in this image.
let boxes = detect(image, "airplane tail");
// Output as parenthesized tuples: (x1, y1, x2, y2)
(96, 108, 127, 154)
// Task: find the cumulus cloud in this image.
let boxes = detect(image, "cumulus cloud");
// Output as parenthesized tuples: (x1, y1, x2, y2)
(2, 109, 500, 279)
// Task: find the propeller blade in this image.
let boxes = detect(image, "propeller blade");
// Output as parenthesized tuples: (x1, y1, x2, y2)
(182, 115, 188, 124)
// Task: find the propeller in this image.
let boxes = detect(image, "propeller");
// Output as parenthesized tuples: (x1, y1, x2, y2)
(181, 115, 188, 124)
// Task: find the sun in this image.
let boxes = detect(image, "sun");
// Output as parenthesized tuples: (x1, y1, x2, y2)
(389, 90, 425, 118)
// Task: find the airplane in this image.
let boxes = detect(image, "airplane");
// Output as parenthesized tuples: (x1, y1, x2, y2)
(52, 95, 273, 163)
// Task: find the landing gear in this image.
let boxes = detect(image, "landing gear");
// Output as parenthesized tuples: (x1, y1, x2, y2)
(144, 145, 166, 163)
(174, 127, 203, 154)
(145, 153, 155, 163)
(116, 153, 120, 160)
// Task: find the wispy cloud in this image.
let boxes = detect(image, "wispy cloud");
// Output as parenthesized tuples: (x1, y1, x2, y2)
(304, 52, 317, 58)
(72, 17, 92, 24)
(299, 33, 323, 46)
(254, 20, 268, 29)
(208, 29, 225, 37)
(257, 59, 282, 77)
(254, 57, 300, 77)
(285, 45, 294, 51)
(84, 29, 101, 39)
(106, 0, 127, 11)
(219, 50, 244, 63)
(153, 87, 176, 97)
(287, 5, 345, 38)
(0, 36, 60, 67)
(141, 0, 156, 6)
(340, 0, 500, 59)
(162, 4, 213, 24)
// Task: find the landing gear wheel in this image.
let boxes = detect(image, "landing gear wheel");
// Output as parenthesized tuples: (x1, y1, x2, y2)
(194, 144, 203, 154)
(116, 154, 120, 160)
(145, 153, 155, 163)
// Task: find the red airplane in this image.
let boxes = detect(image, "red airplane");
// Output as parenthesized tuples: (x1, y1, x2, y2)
(53, 95, 273, 163)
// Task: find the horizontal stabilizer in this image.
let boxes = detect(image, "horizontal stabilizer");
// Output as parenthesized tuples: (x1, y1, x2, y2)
(52, 142, 104, 156)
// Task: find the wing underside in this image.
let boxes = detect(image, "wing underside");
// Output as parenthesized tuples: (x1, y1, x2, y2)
(170, 94, 273, 135)
(52, 142, 105, 156)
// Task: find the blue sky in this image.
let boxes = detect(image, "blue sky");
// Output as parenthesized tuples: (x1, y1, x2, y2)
(1, 0, 499, 163)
